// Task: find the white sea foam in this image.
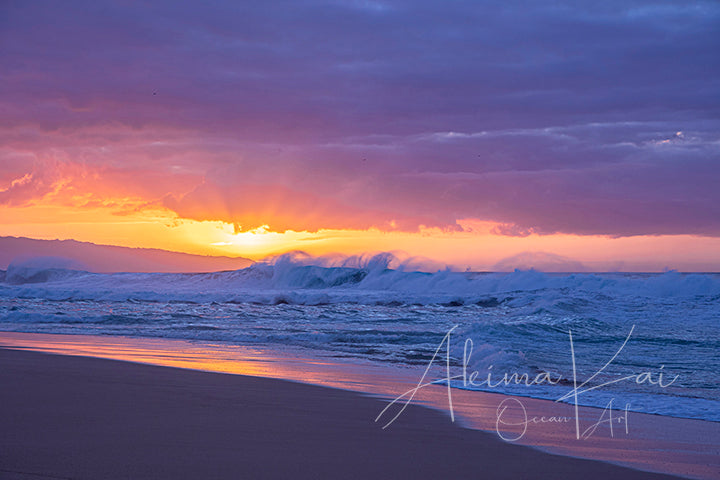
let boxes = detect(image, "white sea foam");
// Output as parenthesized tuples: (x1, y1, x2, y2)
(2, 253, 719, 305)
(1, 253, 718, 422)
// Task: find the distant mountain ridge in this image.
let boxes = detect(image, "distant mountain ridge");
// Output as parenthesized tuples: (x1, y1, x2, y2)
(0, 236, 253, 273)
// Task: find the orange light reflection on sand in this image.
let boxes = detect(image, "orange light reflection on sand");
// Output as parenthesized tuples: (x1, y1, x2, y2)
(0, 332, 413, 394)
(0, 332, 718, 480)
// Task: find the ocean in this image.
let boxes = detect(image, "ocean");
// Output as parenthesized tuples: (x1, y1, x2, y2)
(1, 253, 718, 423)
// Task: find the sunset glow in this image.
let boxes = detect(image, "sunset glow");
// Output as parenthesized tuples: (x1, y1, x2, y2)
(1, 4, 720, 479)
(1, 1, 718, 271)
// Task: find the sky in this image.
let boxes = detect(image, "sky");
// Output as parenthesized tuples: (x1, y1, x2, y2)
(1, 0, 719, 271)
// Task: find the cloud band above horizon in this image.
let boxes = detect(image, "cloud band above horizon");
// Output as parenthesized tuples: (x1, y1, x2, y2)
(1, 0, 719, 238)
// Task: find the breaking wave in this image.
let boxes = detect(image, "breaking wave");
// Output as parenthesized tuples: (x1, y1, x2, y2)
(2, 252, 719, 305)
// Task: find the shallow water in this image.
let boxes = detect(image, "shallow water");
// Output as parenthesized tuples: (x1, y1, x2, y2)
(1, 259, 719, 422)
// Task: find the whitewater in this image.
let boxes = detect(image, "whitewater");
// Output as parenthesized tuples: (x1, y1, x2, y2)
(1, 253, 718, 422)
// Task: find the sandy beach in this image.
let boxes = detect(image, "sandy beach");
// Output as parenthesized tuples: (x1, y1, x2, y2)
(3, 1, 718, 478)
(0, 347, 687, 480)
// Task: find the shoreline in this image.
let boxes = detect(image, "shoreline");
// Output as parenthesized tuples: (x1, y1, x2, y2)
(1, 331, 719, 479)
(0, 347, 688, 480)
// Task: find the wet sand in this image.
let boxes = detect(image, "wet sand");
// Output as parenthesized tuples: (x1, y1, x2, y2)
(0, 348, 685, 480)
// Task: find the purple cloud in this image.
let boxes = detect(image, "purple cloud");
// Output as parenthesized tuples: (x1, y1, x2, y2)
(1, 0, 718, 235)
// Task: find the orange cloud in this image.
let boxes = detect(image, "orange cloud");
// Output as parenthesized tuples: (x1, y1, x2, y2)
(163, 179, 446, 233)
